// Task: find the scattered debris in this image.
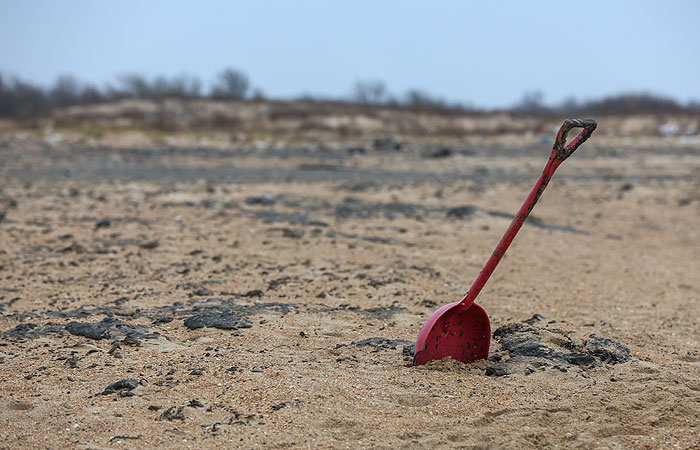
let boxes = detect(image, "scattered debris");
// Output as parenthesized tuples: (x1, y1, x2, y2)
(159, 406, 187, 421)
(351, 337, 415, 356)
(65, 318, 158, 343)
(2, 322, 64, 340)
(484, 316, 630, 376)
(270, 401, 299, 411)
(109, 435, 142, 443)
(268, 277, 292, 290)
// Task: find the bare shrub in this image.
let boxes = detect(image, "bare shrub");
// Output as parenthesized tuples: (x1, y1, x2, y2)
(404, 89, 447, 109)
(112, 73, 202, 99)
(152, 74, 202, 98)
(116, 73, 153, 98)
(352, 80, 388, 104)
(514, 90, 548, 114)
(49, 75, 82, 107)
(0, 75, 50, 117)
(211, 68, 249, 99)
(79, 84, 106, 104)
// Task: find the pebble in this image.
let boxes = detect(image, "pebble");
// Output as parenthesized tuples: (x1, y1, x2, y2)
(102, 379, 139, 395)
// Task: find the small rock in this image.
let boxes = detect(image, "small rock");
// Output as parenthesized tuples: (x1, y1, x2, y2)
(65, 356, 80, 369)
(61, 242, 87, 253)
(584, 337, 630, 364)
(95, 219, 112, 229)
(619, 182, 635, 192)
(424, 146, 453, 158)
(139, 240, 160, 249)
(152, 316, 173, 324)
(66, 318, 119, 340)
(485, 364, 511, 377)
(245, 194, 276, 206)
(418, 299, 437, 308)
(159, 406, 186, 421)
(183, 313, 253, 331)
(102, 379, 139, 395)
(523, 314, 547, 324)
(242, 289, 264, 297)
(271, 402, 293, 411)
(267, 277, 291, 290)
(373, 137, 402, 151)
(564, 353, 595, 366)
(346, 146, 366, 155)
(447, 205, 480, 218)
(281, 228, 304, 239)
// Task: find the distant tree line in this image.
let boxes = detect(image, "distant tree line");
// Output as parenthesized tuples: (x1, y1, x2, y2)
(509, 89, 700, 116)
(350, 80, 700, 116)
(0, 68, 255, 118)
(350, 79, 474, 111)
(1, 68, 698, 118)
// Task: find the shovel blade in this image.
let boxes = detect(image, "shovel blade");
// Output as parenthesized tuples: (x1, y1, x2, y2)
(413, 302, 490, 366)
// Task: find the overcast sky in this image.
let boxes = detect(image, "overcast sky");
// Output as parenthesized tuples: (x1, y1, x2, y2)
(1, 0, 699, 107)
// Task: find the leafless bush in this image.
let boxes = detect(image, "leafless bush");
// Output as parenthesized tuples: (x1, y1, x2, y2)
(352, 80, 388, 104)
(0, 74, 50, 117)
(513, 90, 549, 114)
(115, 74, 152, 98)
(251, 88, 266, 100)
(404, 89, 446, 108)
(211, 68, 249, 99)
(79, 84, 106, 104)
(113, 73, 202, 99)
(49, 75, 82, 107)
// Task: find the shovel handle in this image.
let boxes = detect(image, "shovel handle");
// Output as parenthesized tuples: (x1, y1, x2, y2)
(552, 119, 597, 162)
(459, 119, 597, 308)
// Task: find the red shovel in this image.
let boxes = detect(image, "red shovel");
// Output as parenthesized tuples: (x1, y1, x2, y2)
(413, 119, 597, 366)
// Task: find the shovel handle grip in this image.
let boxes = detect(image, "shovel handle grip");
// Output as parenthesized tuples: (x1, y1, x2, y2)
(553, 119, 597, 161)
